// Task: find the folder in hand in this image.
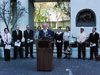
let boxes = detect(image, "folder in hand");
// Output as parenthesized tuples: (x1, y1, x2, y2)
(5, 44, 11, 50)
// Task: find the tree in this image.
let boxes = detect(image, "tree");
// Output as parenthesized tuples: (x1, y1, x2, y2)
(54, 2, 70, 28)
(34, 3, 50, 22)
(0, 1, 26, 31)
(55, 2, 70, 17)
(33, 2, 54, 27)
(31, 2, 70, 28)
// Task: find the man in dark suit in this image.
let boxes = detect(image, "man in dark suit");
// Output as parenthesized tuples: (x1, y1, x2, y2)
(88, 27, 99, 60)
(24, 25, 34, 58)
(12, 25, 23, 59)
(39, 23, 53, 39)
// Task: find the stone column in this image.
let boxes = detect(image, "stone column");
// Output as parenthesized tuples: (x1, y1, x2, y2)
(28, 0, 34, 30)
(11, 0, 17, 28)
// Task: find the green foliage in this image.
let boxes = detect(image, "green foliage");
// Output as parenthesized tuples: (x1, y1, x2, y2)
(36, 14, 46, 22)
(34, 2, 70, 28)
(54, 2, 70, 16)
(34, 3, 51, 22)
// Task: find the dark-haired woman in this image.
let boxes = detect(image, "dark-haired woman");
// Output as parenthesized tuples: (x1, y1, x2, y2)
(63, 26, 72, 58)
(2, 28, 11, 61)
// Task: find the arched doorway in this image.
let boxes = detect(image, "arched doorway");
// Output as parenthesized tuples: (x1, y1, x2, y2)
(76, 9, 96, 27)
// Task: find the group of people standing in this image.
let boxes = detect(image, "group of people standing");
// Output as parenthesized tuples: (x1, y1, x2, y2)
(77, 27, 99, 60)
(0, 23, 99, 61)
(0, 25, 34, 61)
(35, 23, 99, 60)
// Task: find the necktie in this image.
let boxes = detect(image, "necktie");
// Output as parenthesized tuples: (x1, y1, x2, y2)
(16, 30, 18, 35)
(45, 30, 47, 37)
(27, 30, 30, 34)
(93, 33, 95, 36)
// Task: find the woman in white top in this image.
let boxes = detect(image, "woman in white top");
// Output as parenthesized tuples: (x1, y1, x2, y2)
(63, 26, 72, 58)
(3, 28, 11, 61)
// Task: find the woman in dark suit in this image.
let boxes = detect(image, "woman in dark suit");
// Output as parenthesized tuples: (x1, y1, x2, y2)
(55, 27, 63, 58)
(2, 28, 11, 61)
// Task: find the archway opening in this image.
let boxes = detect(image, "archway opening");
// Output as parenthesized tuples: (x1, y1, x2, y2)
(33, 2, 70, 29)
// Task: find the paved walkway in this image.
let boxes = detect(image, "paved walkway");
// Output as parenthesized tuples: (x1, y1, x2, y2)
(0, 57, 100, 75)
(0, 46, 100, 75)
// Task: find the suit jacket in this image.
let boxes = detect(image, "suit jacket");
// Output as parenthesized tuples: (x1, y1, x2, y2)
(39, 29, 53, 39)
(12, 30, 22, 42)
(88, 32, 99, 47)
(0, 35, 1, 38)
(0, 35, 2, 44)
(24, 30, 34, 43)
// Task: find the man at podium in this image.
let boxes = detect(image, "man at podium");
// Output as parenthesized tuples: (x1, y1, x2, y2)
(39, 23, 53, 39)
(37, 23, 53, 71)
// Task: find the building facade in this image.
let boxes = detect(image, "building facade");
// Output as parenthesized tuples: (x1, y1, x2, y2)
(71, 0, 100, 37)
(0, 0, 33, 34)
(0, 0, 99, 37)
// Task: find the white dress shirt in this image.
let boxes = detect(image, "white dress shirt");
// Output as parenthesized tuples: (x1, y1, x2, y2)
(43, 29, 47, 37)
(77, 32, 86, 43)
(16, 30, 19, 35)
(93, 32, 96, 36)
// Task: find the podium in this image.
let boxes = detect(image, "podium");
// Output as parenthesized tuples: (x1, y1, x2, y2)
(36, 39, 52, 71)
